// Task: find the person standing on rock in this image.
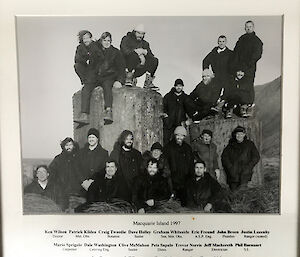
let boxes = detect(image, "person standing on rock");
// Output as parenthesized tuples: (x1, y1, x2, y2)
(162, 78, 194, 145)
(164, 126, 194, 206)
(193, 129, 220, 181)
(203, 35, 233, 91)
(189, 69, 224, 122)
(48, 137, 82, 210)
(231, 20, 263, 117)
(110, 130, 143, 202)
(221, 126, 260, 191)
(120, 24, 159, 90)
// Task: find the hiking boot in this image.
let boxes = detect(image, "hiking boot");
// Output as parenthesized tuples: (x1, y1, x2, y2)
(74, 112, 89, 123)
(103, 108, 113, 125)
(144, 73, 159, 91)
(240, 104, 248, 117)
(225, 108, 233, 119)
(244, 104, 255, 118)
(125, 69, 135, 87)
(210, 100, 225, 113)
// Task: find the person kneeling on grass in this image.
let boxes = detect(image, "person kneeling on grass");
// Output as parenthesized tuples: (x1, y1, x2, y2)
(186, 160, 231, 213)
(132, 158, 171, 213)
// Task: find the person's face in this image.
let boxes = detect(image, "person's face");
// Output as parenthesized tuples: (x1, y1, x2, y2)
(101, 36, 111, 49)
(218, 37, 227, 49)
(245, 22, 254, 34)
(195, 163, 206, 177)
(105, 162, 117, 177)
(151, 149, 162, 159)
(64, 141, 74, 152)
(135, 31, 145, 41)
(202, 133, 212, 144)
(36, 167, 49, 182)
(124, 134, 133, 148)
(236, 132, 246, 143)
(236, 70, 245, 80)
(147, 162, 158, 176)
(202, 74, 212, 85)
(88, 135, 98, 147)
(174, 84, 184, 93)
(175, 133, 185, 145)
(82, 33, 92, 46)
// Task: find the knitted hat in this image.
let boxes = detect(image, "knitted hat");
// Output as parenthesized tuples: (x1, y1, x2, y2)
(87, 128, 99, 139)
(134, 24, 145, 33)
(174, 78, 184, 87)
(201, 129, 213, 137)
(174, 126, 187, 136)
(151, 142, 163, 151)
(233, 126, 246, 134)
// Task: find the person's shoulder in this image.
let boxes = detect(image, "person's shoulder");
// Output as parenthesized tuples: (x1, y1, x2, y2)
(183, 141, 192, 150)
(132, 148, 142, 156)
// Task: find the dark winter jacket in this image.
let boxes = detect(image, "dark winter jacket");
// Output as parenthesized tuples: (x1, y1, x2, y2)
(163, 88, 195, 129)
(163, 139, 194, 190)
(232, 32, 263, 75)
(221, 137, 260, 183)
(203, 47, 233, 80)
(120, 31, 155, 57)
(132, 172, 170, 210)
(193, 140, 219, 179)
(49, 149, 82, 196)
(86, 170, 121, 203)
(96, 43, 126, 84)
(78, 143, 109, 180)
(190, 78, 222, 106)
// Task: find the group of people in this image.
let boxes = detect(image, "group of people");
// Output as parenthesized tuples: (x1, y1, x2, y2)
(24, 124, 260, 213)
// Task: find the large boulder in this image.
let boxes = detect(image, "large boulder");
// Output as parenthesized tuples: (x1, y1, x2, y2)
(73, 86, 163, 153)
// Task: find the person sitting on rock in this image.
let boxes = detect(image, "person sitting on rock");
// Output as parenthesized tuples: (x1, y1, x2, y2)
(24, 165, 65, 209)
(120, 24, 159, 90)
(162, 78, 194, 145)
(186, 160, 231, 212)
(223, 70, 255, 119)
(110, 130, 143, 202)
(74, 30, 103, 124)
(189, 69, 224, 122)
(86, 158, 122, 203)
(142, 142, 173, 196)
(221, 126, 260, 191)
(163, 126, 194, 206)
(132, 158, 171, 213)
(193, 129, 220, 181)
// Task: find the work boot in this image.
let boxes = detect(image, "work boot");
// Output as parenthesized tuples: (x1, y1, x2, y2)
(103, 108, 113, 125)
(240, 104, 248, 118)
(74, 112, 89, 123)
(144, 73, 159, 91)
(125, 69, 135, 87)
(244, 104, 255, 118)
(225, 108, 233, 119)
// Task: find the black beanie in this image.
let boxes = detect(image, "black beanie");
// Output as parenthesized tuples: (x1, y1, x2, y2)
(233, 126, 246, 134)
(87, 128, 99, 139)
(174, 78, 184, 87)
(201, 129, 213, 137)
(151, 142, 163, 151)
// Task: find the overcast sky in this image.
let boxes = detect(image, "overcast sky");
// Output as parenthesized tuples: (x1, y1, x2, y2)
(16, 16, 282, 158)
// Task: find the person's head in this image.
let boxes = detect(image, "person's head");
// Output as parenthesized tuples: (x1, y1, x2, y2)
(34, 165, 50, 182)
(217, 35, 227, 49)
(194, 160, 206, 177)
(233, 126, 246, 143)
(133, 24, 145, 41)
(202, 69, 214, 85)
(201, 129, 213, 145)
(236, 70, 245, 80)
(105, 159, 118, 178)
(119, 130, 134, 150)
(146, 158, 159, 176)
(60, 137, 75, 153)
(151, 142, 163, 159)
(174, 78, 184, 93)
(245, 20, 255, 34)
(78, 30, 93, 46)
(174, 126, 187, 145)
(87, 128, 99, 147)
(100, 32, 112, 49)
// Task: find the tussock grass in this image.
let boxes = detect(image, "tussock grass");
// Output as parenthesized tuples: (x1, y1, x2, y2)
(23, 193, 62, 214)
(79, 199, 134, 214)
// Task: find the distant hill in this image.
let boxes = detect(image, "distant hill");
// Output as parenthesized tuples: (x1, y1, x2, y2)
(255, 77, 281, 157)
